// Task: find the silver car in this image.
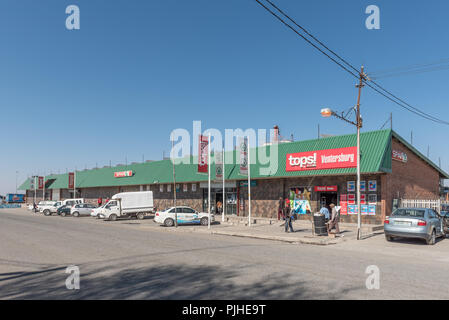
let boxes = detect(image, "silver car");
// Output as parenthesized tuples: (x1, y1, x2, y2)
(384, 208, 446, 245)
(71, 203, 97, 217)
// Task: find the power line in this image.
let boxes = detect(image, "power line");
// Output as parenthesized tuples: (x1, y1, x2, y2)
(253, 0, 449, 126)
(369, 57, 449, 76)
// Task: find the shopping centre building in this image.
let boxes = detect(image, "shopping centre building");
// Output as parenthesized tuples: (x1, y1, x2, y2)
(19, 129, 448, 225)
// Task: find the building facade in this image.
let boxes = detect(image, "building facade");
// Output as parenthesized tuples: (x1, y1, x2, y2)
(20, 129, 448, 225)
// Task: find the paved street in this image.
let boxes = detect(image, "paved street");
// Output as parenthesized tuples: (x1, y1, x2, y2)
(1, 208, 448, 300)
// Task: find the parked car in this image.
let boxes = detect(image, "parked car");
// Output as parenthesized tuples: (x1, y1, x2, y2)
(439, 211, 449, 235)
(62, 198, 84, 207)
(98, 191, 154, 221)
(90, 204, 106, 218)
(41, 201, 63, 216)
(154, 206, 214, 227)
(57, 205, 72, 217)
(384, 208, 446, 245)
(37, 200, 57, 212)
(71, 203, 98, 217)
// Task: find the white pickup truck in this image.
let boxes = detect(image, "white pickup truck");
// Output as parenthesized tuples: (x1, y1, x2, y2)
(98, 191, 154, 221)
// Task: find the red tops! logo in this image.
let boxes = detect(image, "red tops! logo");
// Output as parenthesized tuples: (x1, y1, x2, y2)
(286, 147, 357, 172)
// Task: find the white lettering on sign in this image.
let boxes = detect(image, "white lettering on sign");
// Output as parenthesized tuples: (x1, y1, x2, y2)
(321, 153, 355, 164)
(288, 153, 317, 168)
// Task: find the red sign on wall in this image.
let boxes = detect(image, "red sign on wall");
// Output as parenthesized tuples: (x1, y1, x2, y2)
(314, 186, 338, 192)
(38, 176, 44, 190)
(198, 135, 209, 174)
(114, 170, 134, 178)
(68, 172, 75, 189)
(286, 147, 357, 172)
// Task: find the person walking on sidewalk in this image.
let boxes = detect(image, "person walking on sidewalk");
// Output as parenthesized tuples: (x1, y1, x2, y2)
(278, 197, 284, 221)
(327, 203, 340, 235)
(284, 199, 294, 233)
(33, 202, 38, 214)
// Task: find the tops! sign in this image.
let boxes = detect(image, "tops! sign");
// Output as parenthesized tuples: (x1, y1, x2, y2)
(286, 147, 357, 172)
(114, 170, 134, 178)
(392, 150, 407, 163)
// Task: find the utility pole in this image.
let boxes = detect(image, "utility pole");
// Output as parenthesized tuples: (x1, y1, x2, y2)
(411, 131, 413, 145)
(15, 171, 18, 194)
(355, 66, 367, 241)
(318, 124, 320, 139)
(172, 137, 178, 228)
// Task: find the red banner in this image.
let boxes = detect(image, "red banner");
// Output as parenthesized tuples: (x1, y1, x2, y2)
(286, 147, 357, 172)
(198, 135, 209, 174)
(38, 176, 44, 190)
(314, 186, 338, 192)
(68, 172, 75, 189)
(114, 170, 133, 178)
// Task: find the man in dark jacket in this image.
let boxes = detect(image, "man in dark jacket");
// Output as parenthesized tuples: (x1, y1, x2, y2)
(284, 199, 294, 233)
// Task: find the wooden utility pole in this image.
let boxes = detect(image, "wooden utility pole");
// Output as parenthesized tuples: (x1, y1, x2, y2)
(355, 66, 367, 241)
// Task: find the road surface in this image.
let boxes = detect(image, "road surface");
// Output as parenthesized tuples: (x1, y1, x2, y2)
(0, 208, 448, 299)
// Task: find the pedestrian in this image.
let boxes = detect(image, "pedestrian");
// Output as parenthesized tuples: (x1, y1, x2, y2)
(284, 198, 294, 233)
(105, 197, 110, 204)
(33, 202, 38, 214)
(216, 201, 223, 215)
(278, 197, 284, 221)
(327, 203, 340, 235)
(97, 197, 103, 207)
(320, 205, 330, 222)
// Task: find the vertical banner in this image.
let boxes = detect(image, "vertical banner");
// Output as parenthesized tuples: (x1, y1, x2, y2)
(215, 150, 223, 179)
(239, 137, 248, 176)
(198, 135, 209, 174)
(30, 177, 35, 190)
(68, 172, 75, 189)
(38, 176, 44, 190)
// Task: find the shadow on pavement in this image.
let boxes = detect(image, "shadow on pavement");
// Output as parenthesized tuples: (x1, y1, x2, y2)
(0, 263, 361, 300)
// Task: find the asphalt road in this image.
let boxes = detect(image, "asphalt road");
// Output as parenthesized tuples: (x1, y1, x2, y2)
(1, 208, 448, 300)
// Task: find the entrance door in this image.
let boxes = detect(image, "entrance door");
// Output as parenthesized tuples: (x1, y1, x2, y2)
(320, 193, 338, 211)
(215, 192, 223, 214)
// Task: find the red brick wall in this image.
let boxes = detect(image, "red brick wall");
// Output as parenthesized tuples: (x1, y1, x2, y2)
(384, 137, 440, 217)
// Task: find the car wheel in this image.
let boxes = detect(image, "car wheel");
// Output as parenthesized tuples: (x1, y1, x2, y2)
(44, 209, 50, 216)
(109, 214, 117, 221)
(164, 218, 174, 227)
(385, 234, 393, 242)
(426, 229, 436, 245)
(200, 217, 208, 226)
(61, 212, 66, 217)
(73, 212, 80, 217)
(136, 213, 144, 220)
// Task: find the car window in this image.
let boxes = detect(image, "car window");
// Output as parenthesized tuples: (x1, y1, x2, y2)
(392, 209, 425, 218)
(428, 209, 437, 218)
(183, 208, 195, 213)
(169, 208, 177, 213)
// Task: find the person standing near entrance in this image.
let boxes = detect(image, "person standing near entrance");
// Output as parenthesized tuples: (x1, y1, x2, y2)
(216, 201, 223, 215)
(327, 203, 340, 234)
(284, 199, 294, 233)
(278, 197, 284, 220)
(320, 206, 330, 222)
(97, 197, 103, 207)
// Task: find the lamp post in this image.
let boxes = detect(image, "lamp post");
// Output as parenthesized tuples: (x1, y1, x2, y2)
(320, 67, 366, 240)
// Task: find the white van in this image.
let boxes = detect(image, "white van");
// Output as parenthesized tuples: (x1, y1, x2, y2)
(62, 198, 84, 207)
(99, 191, 154, 221)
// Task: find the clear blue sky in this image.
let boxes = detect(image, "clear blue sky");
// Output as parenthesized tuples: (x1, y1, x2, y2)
(2, 0, 449, 194)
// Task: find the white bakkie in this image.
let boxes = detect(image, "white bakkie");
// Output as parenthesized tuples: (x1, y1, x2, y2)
(98, 191, 154, 221)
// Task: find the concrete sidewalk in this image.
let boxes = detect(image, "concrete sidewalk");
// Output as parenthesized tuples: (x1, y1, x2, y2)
(168, 218, 384, 245)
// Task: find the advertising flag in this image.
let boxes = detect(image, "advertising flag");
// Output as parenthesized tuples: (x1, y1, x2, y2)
(215, 151, 223, 179)
(38, 176, 44, 190)
(30, 177, 35, 190)
(239, 137, 248, 176)
(198, 135, 209, 174)
(68, 172, 75, 189)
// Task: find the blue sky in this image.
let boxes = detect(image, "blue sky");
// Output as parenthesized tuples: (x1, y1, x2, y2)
(1, 0, 449, 194)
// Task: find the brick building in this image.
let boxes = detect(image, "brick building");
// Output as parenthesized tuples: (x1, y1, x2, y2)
(19, 129, 448, 225)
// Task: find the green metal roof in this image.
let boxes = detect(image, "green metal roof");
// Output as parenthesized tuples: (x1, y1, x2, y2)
(18, 129, 447, 190)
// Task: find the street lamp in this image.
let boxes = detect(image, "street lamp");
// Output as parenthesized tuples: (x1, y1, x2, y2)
(320, 67, 366, 241)
(321, 106, 362, 240)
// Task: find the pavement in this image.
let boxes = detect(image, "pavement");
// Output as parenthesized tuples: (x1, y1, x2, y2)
(1, 208, 449, 300)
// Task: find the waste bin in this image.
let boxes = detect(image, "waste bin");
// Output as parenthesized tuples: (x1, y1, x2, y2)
(313, 214, 328, 236)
